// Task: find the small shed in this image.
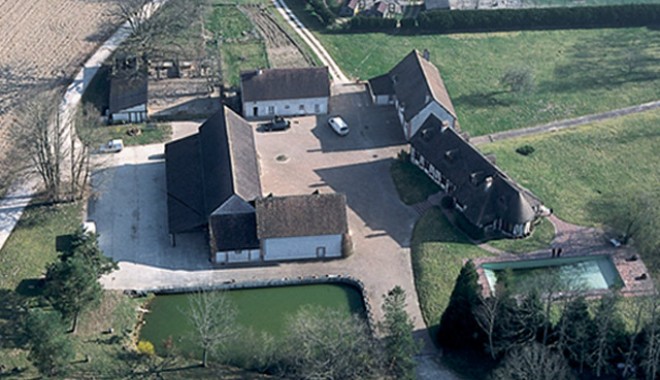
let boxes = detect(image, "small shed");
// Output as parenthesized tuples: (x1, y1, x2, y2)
(109, 73, 148, 124)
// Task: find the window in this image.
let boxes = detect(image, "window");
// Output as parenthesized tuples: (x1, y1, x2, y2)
(299, 104, 305, 112)
(268, 106, 275, 115)
(314, 104, 321, 113)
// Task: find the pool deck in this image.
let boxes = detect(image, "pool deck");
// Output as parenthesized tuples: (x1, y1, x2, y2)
(472, 215, 653, 298)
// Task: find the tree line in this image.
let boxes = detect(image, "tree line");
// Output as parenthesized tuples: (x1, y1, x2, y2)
(345, 4, 660, 32)
(439, 261, 660, 379)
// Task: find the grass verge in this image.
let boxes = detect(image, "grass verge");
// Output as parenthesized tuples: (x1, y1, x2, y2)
(390, 157, 441, 205)
(487, 217, 555, 254)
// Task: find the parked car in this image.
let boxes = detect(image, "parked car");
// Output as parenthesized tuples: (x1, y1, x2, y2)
(328, 116, 349, 136)
(260, 116, 291, 132)
(99, 139, 124, 153)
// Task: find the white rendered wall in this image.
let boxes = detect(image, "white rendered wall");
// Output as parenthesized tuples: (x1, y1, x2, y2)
(262, 234, 342, 261)
(243, 97, 328, 119)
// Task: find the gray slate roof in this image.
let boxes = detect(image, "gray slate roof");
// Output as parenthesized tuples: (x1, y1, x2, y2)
(165, 106, 262, 233)
(256, 193, 348, 239)
(240, 67, 330, 102)
(410, 116, 540, 227)
(164, 134, 206, 232)
(368, 73, 395, 96)
(209, 195, 259, 251)
(109, 73, 148, 114)
(388, 50, 456, 122)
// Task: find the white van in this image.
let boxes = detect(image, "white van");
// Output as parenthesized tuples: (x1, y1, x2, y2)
(328, 116, 349, 136)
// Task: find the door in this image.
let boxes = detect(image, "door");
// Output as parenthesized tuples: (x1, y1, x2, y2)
(253, 106, 258, 117)
(316, 246, 326, 258)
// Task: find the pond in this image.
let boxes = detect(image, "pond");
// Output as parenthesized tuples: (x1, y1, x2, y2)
(483, 255, 624, 294)
(139, 283, 365, 357)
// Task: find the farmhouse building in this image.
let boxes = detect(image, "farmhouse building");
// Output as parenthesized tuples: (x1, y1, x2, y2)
(109, 73, 148, 124)
(371, 50, 549, 237)
(411, 116, 544, 237)
(165, 106, 351, 264)
(240, 67, 330, 119)
(257, 194, 348, 261)
(368, 49, 457, 140)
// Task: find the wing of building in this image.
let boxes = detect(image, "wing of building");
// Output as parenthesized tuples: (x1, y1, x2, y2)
(369, 50, 551, 238)
(240, 67, 330, 119)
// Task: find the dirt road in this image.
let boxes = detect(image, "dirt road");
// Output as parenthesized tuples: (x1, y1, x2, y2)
(0, 0, 122, 155)
(240, 4, 313, 68)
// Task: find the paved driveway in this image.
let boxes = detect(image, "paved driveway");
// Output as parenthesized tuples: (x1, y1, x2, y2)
(91, 87, 454, 366)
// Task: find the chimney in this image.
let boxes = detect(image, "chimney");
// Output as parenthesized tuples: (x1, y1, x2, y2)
(441, 120, 449, 131)
(423, 49, 431, 61)
(484, 176, 493, 191)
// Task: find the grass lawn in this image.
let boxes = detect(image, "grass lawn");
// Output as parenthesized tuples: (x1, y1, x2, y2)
(487, 218, 555, 254)
(411, 207, 490, 338)
(480, 110, 660, 228)
(306, 25, 660, 136)
(206, 2, 269, 87)
(85, 123, 172, 147)
(390, 156, 440, 205)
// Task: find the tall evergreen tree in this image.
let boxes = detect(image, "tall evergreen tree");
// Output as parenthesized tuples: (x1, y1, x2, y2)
(44, 255, 103, 333)
(379, 286, 421, 380)
(437, 260, 482, 349)
(25, 309, 75, 376)
(556, 296, 595, 373)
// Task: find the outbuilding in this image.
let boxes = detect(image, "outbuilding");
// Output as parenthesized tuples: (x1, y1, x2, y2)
(256, 193, 349, 261)
(240, 67, 330, 119)
(109, 73, 148, 124)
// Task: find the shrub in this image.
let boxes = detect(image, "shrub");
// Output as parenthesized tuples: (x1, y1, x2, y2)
(515, 145, 535, 156)
(137, 340, 156, 356)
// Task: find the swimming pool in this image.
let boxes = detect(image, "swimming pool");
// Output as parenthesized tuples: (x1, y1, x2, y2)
(482, 255, 623, 294)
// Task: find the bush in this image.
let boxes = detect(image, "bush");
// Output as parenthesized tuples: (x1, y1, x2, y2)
(137, 340, 156, 356)
(515, 145, 535, 156)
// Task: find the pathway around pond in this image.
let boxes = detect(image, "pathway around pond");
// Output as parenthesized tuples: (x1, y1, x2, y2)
(471, 99, 660, 145)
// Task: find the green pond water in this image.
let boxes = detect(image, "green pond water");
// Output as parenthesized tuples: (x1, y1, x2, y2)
(483, 255, 623, 294)
(139, 283, 365, 357)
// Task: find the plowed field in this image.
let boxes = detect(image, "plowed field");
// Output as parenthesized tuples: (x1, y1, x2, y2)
(0, 0, 122, 155)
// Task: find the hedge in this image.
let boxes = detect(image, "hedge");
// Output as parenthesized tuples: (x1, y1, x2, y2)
(308, 0, 336, 26)
(418, 4, 660, 31)
(345, 4, 660, 32)
(348, 16, 398, 30)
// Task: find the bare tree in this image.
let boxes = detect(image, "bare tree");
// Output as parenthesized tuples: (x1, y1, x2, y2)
(280, 306, 385, 380)
(112, 0, 208, 68)
(475, 293, 504, 360)
(492, 342, 575, 380)
(10, 91, 64, 201)
(590, 292, 624, 377)
(187, 290, 237, 368)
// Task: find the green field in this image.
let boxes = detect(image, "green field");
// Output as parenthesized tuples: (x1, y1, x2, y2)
(480, 110, 660, 227)
(311, 27, 660, 136)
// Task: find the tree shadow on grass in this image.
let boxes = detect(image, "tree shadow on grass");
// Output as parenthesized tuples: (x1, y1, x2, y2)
(453, 90, 514, 109)
(544, 29, 660, 94)
(0, 289, 29, 350)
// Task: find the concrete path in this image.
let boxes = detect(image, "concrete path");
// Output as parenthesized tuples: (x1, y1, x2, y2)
(472, 99, 660, 145)
(271, 0, 350, 84)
